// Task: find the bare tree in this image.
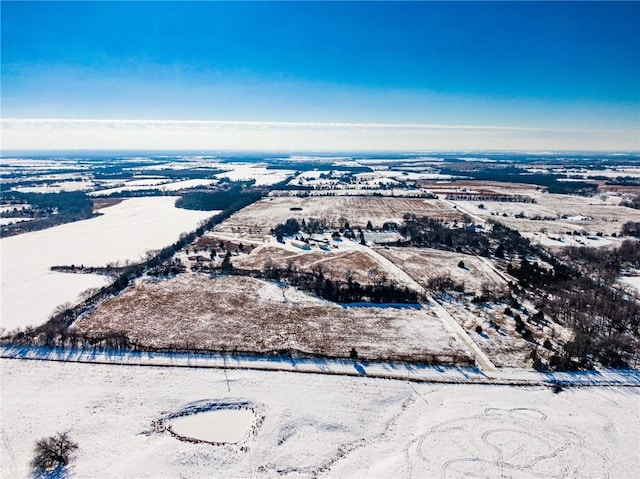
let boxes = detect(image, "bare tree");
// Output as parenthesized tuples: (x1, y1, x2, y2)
(31, 431, 78, 475)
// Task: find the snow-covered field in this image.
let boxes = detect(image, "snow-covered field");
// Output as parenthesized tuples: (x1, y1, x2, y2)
(215, 165, 295, 185)
(90, 178, 218, 196)
(522, 231, 620, 249)
(216, 196, 461, 240)
(0, 217, 33, 226)
(12, 180, 95, 193)
(0, 197, 214, 332)
(2, 359, 638, 478)
(447, 191, 640, 236)
(75, 274, 466, 363)
(232, 242, 418, 288)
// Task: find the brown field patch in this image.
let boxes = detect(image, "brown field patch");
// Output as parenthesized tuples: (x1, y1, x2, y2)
(92, 198, 125, 211)
(232, 246, 395, 286)
(74, 274, 470, 364)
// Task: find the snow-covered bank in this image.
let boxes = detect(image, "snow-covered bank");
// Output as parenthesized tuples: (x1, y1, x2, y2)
(3, 346, 639, 387)
(0, 197, 214, 331)
(2, 359, 638, 478)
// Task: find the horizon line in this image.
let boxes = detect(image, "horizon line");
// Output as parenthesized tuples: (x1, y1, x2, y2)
(2, 118, 632, 135)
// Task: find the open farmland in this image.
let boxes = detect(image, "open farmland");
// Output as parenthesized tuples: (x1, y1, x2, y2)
(75, 274, 469, 364)
(436, 182, 640, 237)
(0, 197, 215, 332)
(214, 196, 463, 240)
(2, 359, 638, 479)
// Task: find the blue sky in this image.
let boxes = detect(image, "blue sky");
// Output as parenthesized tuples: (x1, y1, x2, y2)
(1, 1, 639, 150)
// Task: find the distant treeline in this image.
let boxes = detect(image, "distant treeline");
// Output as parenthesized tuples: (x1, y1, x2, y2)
(176, 187, 262, 211)
(1, 190, 93, 216)
(265, 161, 374, 173)
(445, 193, 535, 203)
(0, 191, 95, 236)
(439, 166, 599, 195)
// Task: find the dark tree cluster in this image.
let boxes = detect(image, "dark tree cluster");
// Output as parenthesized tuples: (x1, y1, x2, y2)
(256, 264, 421, 304)
(271, 218, 301, 239)
(507, 254, 640, 369)
(399, 214, 489, 253)
(176, 186, 261, 211)
(621, 221, 640, 238)
(31, 431, 79, 476)
(399, 214, 530, 257)
(620, 195, 640, 210)
(563, 239, 640, 281)
(506, 257, 570, 289)
(147, 258, 186, 277)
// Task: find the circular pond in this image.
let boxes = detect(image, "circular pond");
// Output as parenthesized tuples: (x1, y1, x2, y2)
(169, 408, 255, 444)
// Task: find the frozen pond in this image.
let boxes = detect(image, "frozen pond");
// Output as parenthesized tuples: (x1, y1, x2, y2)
(170, 408, 255, 444)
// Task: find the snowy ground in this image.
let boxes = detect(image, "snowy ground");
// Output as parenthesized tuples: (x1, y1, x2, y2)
(522, 231, 621, 249)
(376, 247, 509, 293)
(12, 180, 95, 193)
(90, 178, 219, 196)
(215, 165, 295, 185)
(622, 276, 640, 295)
(2, 359, 638, 479)
(0, 197, 214, 332)
(0, 217, 34, 226)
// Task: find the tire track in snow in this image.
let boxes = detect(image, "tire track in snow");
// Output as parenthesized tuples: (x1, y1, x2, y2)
(403, 407, 610, 479)
(2, 430, 17, 477)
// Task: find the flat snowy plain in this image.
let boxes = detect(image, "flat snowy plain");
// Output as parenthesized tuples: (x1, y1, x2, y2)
(0, 197, 214, 332)
(1, 359, 638, 478)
